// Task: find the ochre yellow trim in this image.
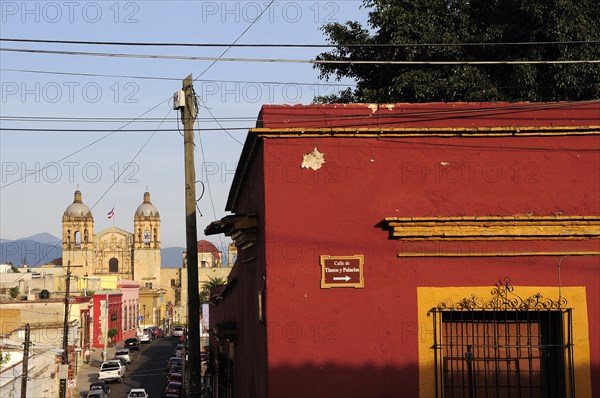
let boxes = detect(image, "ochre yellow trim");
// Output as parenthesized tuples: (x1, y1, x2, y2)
(399, 251, 600, 257)
(383, 216, 600, 241)
(417, 286, 591, 398)
(252, 126, 600, 138)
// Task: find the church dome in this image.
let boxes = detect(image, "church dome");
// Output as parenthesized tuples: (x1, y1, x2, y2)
(64, 190, 92, 217)
(198, 240, 221, 260)
(135, 192, 159, 217)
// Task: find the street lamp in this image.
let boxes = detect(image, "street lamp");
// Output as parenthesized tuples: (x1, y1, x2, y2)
(143, 304, 146, 327)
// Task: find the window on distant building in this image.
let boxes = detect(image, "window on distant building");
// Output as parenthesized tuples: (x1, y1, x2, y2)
(74, 231, 81, 246)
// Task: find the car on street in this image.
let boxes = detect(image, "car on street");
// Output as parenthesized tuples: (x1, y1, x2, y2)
(164, 381, 183, 397)
(174, 343, 183, 357)
(86, 390, 107, 398)
(109, 357, 127, 371)
(139, 331, 151, 343)
(167, 372, 183, 384)
(127, 388, 149, 398)
(98, 360, 125, 383)
(166, 356, 182, 369)
(168, 364, 182, 375)
(172, 326, 184, 337)
(89, 380, 110, 395)
(124, 337, 141, 350)
(115, 348, 132, 363)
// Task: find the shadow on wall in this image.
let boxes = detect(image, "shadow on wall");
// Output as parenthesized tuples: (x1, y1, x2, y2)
(269, 363, 419, 398)
(267, 363, 599, 398)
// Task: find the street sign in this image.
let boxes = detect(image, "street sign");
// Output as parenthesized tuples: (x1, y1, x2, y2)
(320, 255, 364, 289)
(67, 378, 76, 388)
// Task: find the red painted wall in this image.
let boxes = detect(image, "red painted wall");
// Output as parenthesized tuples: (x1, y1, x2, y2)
(213, 103, 600, 397)
(261, 133, 600, 397)
(92, 292, 123, 349)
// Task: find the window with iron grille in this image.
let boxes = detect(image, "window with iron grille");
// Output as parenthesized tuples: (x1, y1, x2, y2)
(430, 281, 574, 398)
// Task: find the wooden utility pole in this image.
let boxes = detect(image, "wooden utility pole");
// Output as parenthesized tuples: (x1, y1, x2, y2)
(20, 323, 30, 398)
(181, 74, 201, 397)
(59, 260, 71, 398)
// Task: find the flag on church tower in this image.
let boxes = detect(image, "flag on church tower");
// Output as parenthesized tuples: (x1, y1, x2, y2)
(107, 207, 115, 219)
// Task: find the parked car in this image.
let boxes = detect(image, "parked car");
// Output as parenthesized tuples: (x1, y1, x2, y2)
(98, 360, 125, 383)
(143, 328, 155, 341)
(106, 358, 127, 372)
(89, 380, 110, 395)
(168, 364, 182, 375)
(124, 337, 141, 350)
(164, 381, 183, 397)
(139, 331, 151, 343)
(166, 356, 182, 369)
(174, 343, 183, 357)
(172, 326, 184, 337)
(86, 390, 107, 398)
(127, 388, 148, 398)
(114, 348, 131, 363)
(167, 372, 183, 384)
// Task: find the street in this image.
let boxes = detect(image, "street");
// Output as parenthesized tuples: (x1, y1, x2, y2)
(75, 336, 180, 397)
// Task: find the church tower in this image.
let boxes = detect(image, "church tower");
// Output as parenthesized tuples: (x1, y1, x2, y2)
(133, 192, 161, 288)
(62, 190, 94, 277)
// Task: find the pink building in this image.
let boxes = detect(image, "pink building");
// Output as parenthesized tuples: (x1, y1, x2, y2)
(118, 280, 141, 340)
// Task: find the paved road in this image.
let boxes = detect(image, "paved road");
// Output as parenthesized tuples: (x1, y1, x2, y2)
(76, 337, 180, 397)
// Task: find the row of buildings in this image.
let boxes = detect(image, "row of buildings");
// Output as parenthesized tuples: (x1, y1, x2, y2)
(0, 191, 234, 396)
(203, 101, 600, 398)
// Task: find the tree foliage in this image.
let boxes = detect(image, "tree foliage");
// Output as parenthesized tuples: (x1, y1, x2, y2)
(314, 0, 600, 103)
(9, 287, 19, 299)
(200, 276, 227, 303)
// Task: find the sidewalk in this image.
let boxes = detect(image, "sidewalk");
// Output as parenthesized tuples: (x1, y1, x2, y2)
(72, 346, 116, 397)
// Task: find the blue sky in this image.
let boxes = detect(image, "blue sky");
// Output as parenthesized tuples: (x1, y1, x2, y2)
(0, 1, 366, 249)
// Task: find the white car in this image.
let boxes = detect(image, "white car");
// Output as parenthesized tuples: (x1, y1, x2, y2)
(139, 332, 151, 343)
(114, 348, 131, 363)
(172, 326, 184, 337)
(127, 388, 148, 398)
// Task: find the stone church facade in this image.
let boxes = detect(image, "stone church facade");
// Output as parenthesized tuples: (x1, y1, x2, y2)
(61, 190, 161, 287)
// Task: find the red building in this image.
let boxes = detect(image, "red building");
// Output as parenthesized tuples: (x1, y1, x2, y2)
(92, 291, 123, 348)
(205, 102, 600, 398)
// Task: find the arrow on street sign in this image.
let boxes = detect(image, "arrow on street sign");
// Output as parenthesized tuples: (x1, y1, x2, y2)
(332, 276, 351, 281)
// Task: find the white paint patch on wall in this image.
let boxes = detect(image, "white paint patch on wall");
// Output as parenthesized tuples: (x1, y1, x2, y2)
(301, 147, 326, 171)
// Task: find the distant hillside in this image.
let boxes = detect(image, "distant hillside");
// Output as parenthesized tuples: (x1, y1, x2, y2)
(0, 236, 61, 266)
(20, 233, 61, 244)
(161, 247, 184, 268)
(0, 233, 185, 269)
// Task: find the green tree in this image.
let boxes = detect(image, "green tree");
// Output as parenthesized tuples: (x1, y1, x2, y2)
(8, 287, 19, 299)
(201, 277, 227, 303)
(10, 264, 19, 273)
(314, 0, 600, 103)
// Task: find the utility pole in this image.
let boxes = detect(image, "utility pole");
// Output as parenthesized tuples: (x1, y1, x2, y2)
(20, 323, 30, 398)
(181, 74, 201, 397)
(59, 260, 71, 398)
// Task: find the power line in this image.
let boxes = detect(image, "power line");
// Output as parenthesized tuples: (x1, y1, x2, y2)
(0, 127, 250, 132)
(194, 0, 277, 81)
(88, 109, 172, 213)
(2, 37, 598, 48)
(3, 47, 599, 64)
(0, 67, 356, 87)
(0, 98, 170, 189)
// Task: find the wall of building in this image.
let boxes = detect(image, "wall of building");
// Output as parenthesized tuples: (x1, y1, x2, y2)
(256, 133, 599, 397)
(213, 142, 268, 398)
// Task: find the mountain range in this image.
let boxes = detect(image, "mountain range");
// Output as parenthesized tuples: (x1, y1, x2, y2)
(0, 233, 185, 268)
